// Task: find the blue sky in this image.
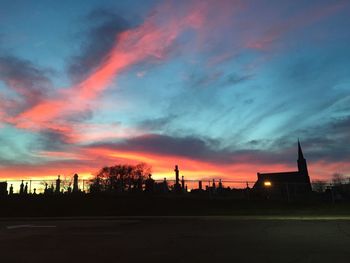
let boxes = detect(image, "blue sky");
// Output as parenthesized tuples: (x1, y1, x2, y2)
(0, 0, 349, 180)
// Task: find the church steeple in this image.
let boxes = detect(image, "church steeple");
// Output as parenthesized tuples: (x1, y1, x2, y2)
(297, 140, 308, 177)
(298, 139, 305, 160)
(297, 140, 312, 191)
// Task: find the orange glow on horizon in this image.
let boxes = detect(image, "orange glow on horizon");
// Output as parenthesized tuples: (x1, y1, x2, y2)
(1, 143, 348, 183)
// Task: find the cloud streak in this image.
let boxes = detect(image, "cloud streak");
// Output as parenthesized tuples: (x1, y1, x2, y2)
(2, 1, 205, 138)
(0, 0, 349, 181)
(0, 56, 53, 115)
(246, 0, 348, 50)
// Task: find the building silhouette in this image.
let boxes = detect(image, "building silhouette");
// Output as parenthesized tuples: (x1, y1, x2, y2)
(253, 140, 312, 194)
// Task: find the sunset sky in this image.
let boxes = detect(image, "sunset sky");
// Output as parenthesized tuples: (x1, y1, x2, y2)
(0, 0, 349, 182)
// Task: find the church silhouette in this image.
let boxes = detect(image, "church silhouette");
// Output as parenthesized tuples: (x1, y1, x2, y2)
(253, 140, 312, 194)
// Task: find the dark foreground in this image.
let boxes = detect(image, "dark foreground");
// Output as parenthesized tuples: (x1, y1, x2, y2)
(1, 194, 349, 217)
(1, 216, 350, 263)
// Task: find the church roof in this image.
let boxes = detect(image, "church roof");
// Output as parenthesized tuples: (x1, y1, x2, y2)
(255, 171, 310, 188)
(257, 171, 305, 182)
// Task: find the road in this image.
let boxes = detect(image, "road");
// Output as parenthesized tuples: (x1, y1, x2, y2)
(1, 216, 350, 263)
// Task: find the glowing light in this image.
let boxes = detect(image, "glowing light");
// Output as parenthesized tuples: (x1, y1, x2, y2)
(264, 181, 272, 187)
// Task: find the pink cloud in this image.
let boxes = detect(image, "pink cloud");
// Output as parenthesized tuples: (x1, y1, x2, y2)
(1, 0, 207, 144)
(1, 0, 348, 183)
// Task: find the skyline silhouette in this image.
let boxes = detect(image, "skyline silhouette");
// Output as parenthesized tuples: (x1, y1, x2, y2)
(0, 138, 348, 194)
(1, 140, 348, 199)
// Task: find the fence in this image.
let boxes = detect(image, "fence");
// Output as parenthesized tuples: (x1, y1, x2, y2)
(2, 178, 257, 194)
(1, 177, 346, 195)
(2, 179, 89, 194)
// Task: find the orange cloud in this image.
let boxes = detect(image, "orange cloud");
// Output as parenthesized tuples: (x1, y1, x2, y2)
(1, 141, 349, 188)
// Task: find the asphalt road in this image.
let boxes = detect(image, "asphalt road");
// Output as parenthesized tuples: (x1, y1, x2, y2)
(1, 216, 350, 263)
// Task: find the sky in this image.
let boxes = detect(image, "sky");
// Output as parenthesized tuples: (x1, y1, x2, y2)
(0, 0, 349, 182)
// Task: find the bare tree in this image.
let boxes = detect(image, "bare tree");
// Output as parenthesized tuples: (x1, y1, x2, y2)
(89, 163, 151, 193)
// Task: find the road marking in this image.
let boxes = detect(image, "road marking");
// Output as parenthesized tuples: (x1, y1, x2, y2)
(6, 225, 57, 229)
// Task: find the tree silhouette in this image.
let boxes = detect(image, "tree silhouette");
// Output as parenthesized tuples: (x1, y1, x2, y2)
(89, 163, 151, 193)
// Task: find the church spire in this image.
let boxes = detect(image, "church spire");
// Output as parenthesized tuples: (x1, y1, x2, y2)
(297, 139, 311, 191)
(297, 139, 308, 176)
(298, 139, 305, 160)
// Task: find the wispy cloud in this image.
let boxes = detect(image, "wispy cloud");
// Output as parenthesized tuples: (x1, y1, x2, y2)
(0, 0, 349, 181)
(68, 9, 132, 83)
(2, 1, 206, 136)
(246, 0, 348, 50)
(0, 56, 53, 114)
